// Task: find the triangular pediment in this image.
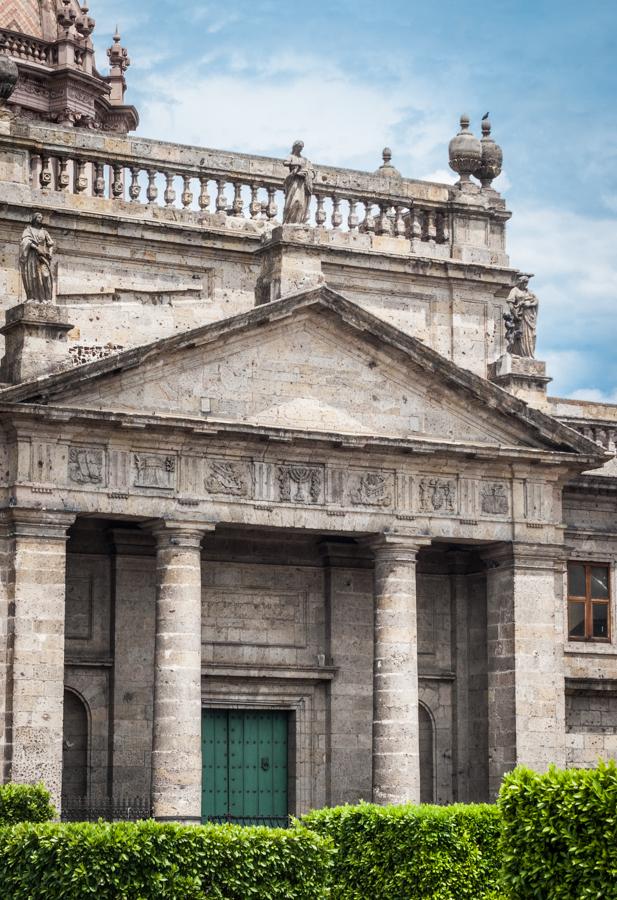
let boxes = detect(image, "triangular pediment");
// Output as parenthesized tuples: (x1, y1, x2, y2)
(0, 287, 600, 456)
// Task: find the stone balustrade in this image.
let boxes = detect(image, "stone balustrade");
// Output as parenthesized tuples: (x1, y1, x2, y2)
(562, 420, 617, 455)
(0, 117, 510, 264)
(0, 28, 55, 65)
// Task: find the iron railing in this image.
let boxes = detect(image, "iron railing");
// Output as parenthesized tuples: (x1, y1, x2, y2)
(205, 814, 291, 828)
(61, 796, 152, 823)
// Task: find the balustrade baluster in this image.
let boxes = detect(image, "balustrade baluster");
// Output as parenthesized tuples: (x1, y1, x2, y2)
(181, 175, 193, 209)
(74, 159, 88, 194)
(377, 204, 392, 236)
(426, 210, 437, 242)
(394, 205, 406, 237)
(437, 211, 449, 244)
(348, 199, 359, 232)
(129, 167, 141, 202)
(40, 155, 52, 191)
(249, 184, 262, 219)
(232, 182, 243, 217)
(216, 180, 227, 214)
(146, 170, 158, 204)
(331, 195, 342, 230)
(409, 206, 422, 241)
(164, 173, 176, 207)
(93, 162, 106, 197)
(363, 202, 376, 233)
(57, 158, 70, 191)
(111, 164, 124, 200)
(198, 175, 210, 212)
(315, 194, 326, 227)
(265, 186, 278, 220)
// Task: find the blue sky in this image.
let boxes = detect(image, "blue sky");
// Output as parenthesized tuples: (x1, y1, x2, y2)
(92, 0, 617, 402)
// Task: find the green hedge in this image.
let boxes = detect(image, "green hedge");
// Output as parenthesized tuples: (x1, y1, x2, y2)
(302, 802, 504, 900)
(0, 820, 333, 900)
(499, 762, 617, 899)
(0, 783, 55, 825)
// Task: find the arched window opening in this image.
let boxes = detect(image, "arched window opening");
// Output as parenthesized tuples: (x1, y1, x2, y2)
(62, 689, 89, 799)
(419, 703, 435, 804)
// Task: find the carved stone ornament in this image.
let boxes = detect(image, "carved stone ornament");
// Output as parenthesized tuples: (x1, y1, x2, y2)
(481, 482, 509, 516)
(448, 115, 482, 184)
(350, 472, 392, 507)
(19, 212, 55, 303)
(283, 140, 315, 225)
(504, 274, 539, 359)
(0, 54, 19, 103)
(419, 478, 457, 514)
(68, 447, 104, 485)
(277, 465, 322, 504)
(205, 461, 250, 497)
(134, 453, 176, 489)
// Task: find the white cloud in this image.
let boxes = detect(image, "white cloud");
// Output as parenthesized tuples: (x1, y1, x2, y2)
(570, 388, 617, 405)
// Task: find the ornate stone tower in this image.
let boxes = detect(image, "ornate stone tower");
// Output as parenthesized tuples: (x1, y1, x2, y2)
(0, 0, 138, 131)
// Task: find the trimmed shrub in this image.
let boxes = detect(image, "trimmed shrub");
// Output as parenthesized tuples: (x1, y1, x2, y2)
(302, 801, 504, 899)
(499, 762, 617, 899)
(0, 783, 55, 825)
(0, 819, 332, 900)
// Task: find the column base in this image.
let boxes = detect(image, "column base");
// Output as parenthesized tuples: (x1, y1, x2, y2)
(489, 353, 552, 410)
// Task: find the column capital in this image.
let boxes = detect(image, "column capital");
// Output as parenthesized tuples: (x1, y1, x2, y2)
(148, 519, 216, 551)
(1, 508, 76, 541)
(367, 530, 432, 561)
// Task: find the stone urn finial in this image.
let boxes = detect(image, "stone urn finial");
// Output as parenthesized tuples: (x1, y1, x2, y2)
(477, 113, 503, 189)
(448, 114, 482, 184)
(0, 54, 18, 103)
(376, 147, 401, 178)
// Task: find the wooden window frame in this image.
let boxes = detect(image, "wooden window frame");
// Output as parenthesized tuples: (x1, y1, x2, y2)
(567, 561, 611, 643)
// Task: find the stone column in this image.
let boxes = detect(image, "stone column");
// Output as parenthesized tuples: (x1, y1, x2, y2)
(150, 522, 213, 824)
(3, 510, 75, 811)
(484, 542, 566, 797)
(371, 534, 430, 806)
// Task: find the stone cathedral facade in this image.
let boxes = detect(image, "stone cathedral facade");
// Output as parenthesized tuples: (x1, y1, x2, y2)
(0, 1, 616, 825)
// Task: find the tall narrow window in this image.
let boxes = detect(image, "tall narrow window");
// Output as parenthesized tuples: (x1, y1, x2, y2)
(568, 563, 610, 642)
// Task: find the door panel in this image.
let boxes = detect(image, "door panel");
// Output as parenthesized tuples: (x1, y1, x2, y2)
(202, 709, 288, 824)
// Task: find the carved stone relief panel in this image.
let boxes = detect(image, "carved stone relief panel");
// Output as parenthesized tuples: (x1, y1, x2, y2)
(276, 464, 324, 504)
(348, 470, 394, 508)
(68, 447, 105, 486)
(480, 481, 509, 516)
(133, 453, 176, 490)
(418, 477, 458, 515)
(205, 459, 252, 498)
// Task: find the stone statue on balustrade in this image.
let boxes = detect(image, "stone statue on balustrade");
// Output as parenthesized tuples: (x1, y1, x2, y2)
(19, 213, 55, 303)
(504, 274, 539, 359)
(283, 140, 314, 225)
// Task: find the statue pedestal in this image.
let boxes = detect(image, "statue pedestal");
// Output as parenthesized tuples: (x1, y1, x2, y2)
(255, 225, 325, 305)
(488, 353, 552, 410)
(0, 302, 74, 384)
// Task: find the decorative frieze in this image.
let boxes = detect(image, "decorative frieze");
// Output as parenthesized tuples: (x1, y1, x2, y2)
(349, 471, 393, 507)
(134, 453, 176, 489)
(418, 478, 457, 514)
(277, 465, 323, 504)
(205, 460, 251, 498)
(69, 447, 105, 485)
(480, 482, 509, 516)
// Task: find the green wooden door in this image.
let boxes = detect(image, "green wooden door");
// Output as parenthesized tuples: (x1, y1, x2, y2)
(202, 709, 288, 825)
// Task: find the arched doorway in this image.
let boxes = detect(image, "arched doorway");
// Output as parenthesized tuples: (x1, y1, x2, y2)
(62, 689, 89, 799)
(419, 703, 435, 804)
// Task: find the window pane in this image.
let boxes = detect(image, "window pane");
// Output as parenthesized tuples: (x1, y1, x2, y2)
(592, 603, 609, 639)
(568, 564, 586, 597)
(568, 601, 586, 639)
(591, 566, 609, 599)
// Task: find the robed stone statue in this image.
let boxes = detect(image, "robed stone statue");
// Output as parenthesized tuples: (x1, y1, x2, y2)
(504, 274, 538, 358)
(19, 212, 55, 303)
(283, 140, 314, 225)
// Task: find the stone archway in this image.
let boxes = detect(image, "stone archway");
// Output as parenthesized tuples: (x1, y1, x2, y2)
(419, 702, 435, 804)
(62, 689, 89, 799)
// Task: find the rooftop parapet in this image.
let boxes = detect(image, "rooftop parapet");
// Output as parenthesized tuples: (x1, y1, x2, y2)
(0, 116, 511, 267)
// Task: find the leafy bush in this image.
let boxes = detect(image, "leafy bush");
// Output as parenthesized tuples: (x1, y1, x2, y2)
(0, 819, 333, 900)
(302, 801, 504, 900)
(0, 783, 55, 825)
(499, 762, 617, 899)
